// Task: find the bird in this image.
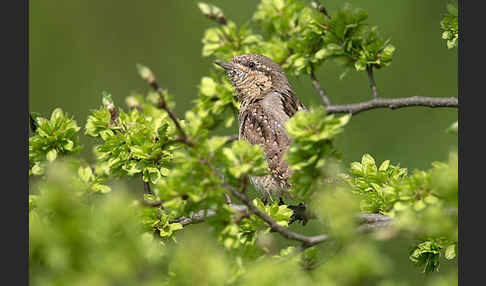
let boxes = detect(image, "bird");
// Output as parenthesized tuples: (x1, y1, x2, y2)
(214, 53, 307, 202)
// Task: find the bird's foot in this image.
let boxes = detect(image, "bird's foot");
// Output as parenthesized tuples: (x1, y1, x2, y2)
(261, 196, 268, 205)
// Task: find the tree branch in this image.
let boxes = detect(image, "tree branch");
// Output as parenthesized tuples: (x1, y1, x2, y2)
(325, 96, 458, 115)
(366, 65, 379, 99)
(310, 64, 331, 106)
(169, 205, 249, 227)
(309, 68, 458, 115)
(311, 1, 331, 19)
(224, 184, 330, 248)
(143, 181, 154, 195)
(199, 4, 228, 26)
(225, 134, 239, 145)
(137, 64, 194, 147)
(29, 113, 38, 133)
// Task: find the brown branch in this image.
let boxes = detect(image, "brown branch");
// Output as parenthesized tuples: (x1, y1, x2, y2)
(141, 199, 163, 207)
(204, 14, 227, 26)
(309, 67, 457, 116)
(366, 65, 379, 99)
(29, 113, 38, 133)
(224, 184, 330, 248)
(224, 193, 233, 205)
(169, 205, 248, 227)
(311, 1, 331, 19)
(199, 3, 227, 26)
(325, 96, 458, 115)
(225, 134, 239, 145)
(143, 181, 154, 195)
(137, 64, 194, 147)
(310, 64, 331, 106)
(356, 213, 393, 232)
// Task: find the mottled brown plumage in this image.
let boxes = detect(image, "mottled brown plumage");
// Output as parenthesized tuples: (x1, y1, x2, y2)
(215, 54, 306, 201)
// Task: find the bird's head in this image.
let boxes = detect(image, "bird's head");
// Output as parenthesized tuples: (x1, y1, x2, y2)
(214, 54, 290, 102)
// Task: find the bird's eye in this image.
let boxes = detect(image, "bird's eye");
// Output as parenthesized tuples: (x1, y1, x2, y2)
(248, 61, 255, 68)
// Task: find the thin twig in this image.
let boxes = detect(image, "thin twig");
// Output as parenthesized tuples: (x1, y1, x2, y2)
(140, 68, 194, 147)
(141, 199, 163, 207)
(310, 64, 331, 106)
(199, 4, 228, 26)
(144, 181, 154, 195)
(143, 200, 393, 229)
(224, 194, 233, 205)
(309, 66, 457, 115)
(225, 134, 239, 145)
(366, 65, 379, 99)
(311, 1, 331, 19)
(29, 114, 38, 133)
(169, 205, 248, 227)
(224, 184, 330, 248)
(204, 14, 227, 26)
(325, 96, 458, 115)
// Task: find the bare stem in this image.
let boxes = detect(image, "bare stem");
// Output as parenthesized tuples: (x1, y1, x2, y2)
(144, 181, 154, 195)
(311, 1, 331, 19)
(225, 134, 239, 145)
(310, 64, 331, 106)
(224, 184, 329, 248)
(224, 194, 233, 205)
(29, 113, 38, 133)
(325, 96, 458, 115)
(367, 65, 379, 99)
(143, 74, 194, 147)
(309, 65, 457, 116)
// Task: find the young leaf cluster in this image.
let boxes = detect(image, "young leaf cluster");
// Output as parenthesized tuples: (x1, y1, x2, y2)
(440, 2, 458, 49)
(200, 1, 395, 78)
(29, 108, 82, 175)
(347, 153, 458, 272)
(284, 107, 350, 201)
(85, 92, 179, 184)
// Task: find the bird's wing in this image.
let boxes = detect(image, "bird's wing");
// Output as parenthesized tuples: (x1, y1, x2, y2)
(238, 98, 293, 188)
(276, 87, 307, 118)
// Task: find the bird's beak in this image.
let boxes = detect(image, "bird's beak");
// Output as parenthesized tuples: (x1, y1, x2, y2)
(213, 61, 234, 70)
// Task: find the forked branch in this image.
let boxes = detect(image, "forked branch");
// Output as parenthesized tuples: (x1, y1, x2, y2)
(309, 70, 458, 115)
(137, 64, 194, 147)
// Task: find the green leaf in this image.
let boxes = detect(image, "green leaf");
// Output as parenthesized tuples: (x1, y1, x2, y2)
(315, 48, 331, 60)
(63, 140, 74, 151)
(444, 244, 456, 260)
(91, 184, 112, 194)
(136, 63, 153, 81)
(31, 163, 44, 176)
(78, 166, 94, 183)
(379, 160, 390, 172)
(354, 61, 366, 71)
(50, 108, 64, 122)
(46, 149, 58, 162)
(198, 2, 211, 15)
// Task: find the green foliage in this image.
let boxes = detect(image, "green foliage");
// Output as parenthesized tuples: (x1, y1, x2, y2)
(86, 92, 178, 184)
(440, 2, 459, 49)
(30, 162, 170, 286)
(447, 120, 458, 134)
(409, 239, 456, 273)
(222, 140, 268, 184)
(285, 107, 350, 200)
(348, 154, 408, 213)
(201, 1, 394, 78)
(347, 153, 458, 272)
(196, 75, 239, 128)
(29, 108, 82, 175)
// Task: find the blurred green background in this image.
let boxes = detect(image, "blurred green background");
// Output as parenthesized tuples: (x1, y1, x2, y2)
(30, 0, 457, 170)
